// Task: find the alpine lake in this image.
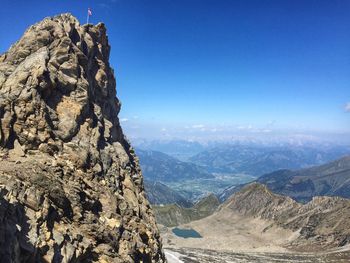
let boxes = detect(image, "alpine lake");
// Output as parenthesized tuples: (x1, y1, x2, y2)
(172, 228, 202, 238)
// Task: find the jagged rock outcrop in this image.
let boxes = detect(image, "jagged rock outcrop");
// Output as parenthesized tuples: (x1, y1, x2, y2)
(0, 14, 165, 262)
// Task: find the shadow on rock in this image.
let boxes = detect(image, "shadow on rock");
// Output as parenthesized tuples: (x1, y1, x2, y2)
(0, 191, 37, 263)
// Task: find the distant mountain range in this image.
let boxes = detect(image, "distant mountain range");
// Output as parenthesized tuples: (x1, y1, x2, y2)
(219, 156, 350, 202)
(136, 149, 213, 182)
(134, 140, 205, 160)
(154, 152, 350, 255)
(190, 145, 350, 176)
(137, 144, 350, 204)
(144, 180, 193, 208)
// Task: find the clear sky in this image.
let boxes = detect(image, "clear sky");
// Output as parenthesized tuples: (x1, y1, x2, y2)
(1, 0, 349, 143)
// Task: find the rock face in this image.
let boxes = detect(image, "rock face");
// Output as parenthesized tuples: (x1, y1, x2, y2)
(0, 14, 165, 262)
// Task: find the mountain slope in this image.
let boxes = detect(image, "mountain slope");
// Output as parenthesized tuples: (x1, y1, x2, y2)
(220, 156, 350, 202)
(144, 180, 193, 207)
(137, 149, 213, 182)
(153, 193, 220, 227)
(257, 156, 350, 202)
(0, 14, 164, 262)
(222, 183, 350, 250)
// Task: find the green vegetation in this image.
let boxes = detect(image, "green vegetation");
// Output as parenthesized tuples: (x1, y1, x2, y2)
(153, 194, 220, 227)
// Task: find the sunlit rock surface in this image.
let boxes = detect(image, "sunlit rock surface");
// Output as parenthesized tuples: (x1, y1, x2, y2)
(0, 13, 165, 262)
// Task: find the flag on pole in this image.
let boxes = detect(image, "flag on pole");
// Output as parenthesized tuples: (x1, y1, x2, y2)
(87, 8, 92, 24)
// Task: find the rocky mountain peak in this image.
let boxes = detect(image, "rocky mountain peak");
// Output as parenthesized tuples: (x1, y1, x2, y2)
(221, 182, 350, 250)
(223, 183, 297, 219)
(0, 14, 165, 262)
(0, 13, 126, 172)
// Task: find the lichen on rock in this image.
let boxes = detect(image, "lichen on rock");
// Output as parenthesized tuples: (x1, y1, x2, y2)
(0, 13, 165, 262)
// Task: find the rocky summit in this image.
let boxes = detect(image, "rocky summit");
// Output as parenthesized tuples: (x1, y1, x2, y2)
(0, 14, 165, 262)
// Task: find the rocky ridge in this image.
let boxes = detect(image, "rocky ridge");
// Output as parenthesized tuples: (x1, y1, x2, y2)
(0, 14, 165, 262)
(223, 183, 350, 251)
(219, 156, 350, 202)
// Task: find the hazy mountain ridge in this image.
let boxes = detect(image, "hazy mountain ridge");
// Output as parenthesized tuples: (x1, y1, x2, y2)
(134, 140, 205, 160)
(258, 156, 350, 202)
(144, 180, 193, 208)
(137, 144, 350, 205)
(220, 156, 350, 202)
(190, 145, 350, 175)
(137, 149, 213, 182)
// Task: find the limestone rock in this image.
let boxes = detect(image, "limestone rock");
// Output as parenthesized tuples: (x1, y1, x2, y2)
(0, 13, 165, 262)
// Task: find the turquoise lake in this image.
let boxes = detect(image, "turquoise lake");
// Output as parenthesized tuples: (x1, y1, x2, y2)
(172, 228, 202, 238)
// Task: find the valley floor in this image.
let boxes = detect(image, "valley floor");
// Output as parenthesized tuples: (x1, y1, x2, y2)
(165, 247, 350, 263)
(161, 208, 350, 262)
(160, 211, 294, 252)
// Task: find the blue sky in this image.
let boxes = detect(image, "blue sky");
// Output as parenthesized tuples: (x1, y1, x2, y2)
(1, 0, 349, 143)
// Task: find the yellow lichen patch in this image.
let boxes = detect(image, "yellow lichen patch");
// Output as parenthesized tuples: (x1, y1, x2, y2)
(105, 217, 121, 229)
(55, 96, 83, 136)
(56, 96, 82, 119)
